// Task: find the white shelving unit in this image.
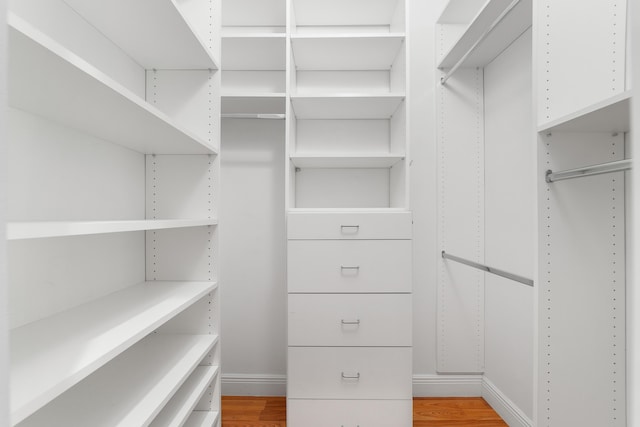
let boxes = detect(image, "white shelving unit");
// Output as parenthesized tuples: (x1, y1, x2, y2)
(6, 0, 222, 426)
(17, 334, 217, 427)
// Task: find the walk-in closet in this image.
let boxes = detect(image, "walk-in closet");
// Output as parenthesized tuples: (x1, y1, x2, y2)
(0, 0, 637, 426)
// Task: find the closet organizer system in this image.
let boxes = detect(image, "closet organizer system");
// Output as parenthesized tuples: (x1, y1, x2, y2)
(222, 0, 411, 425)
(5, 0, 222, 426)
(437, 0, 631, 426)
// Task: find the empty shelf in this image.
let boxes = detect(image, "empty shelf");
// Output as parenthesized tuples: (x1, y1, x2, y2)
(17, 334, 217, 427)
(7, 219, 218, 240)
(63, 0, 219, 69)
(222, 34, 286, 70)
(537, 91, 631, 133)
(11, 281, 217, 424)
(291, 34, 405, 70)
(438, 0, 532, 69)
(183, 411, 220, 427)
(291, 154, 404, 168)
(291, 94, 405, 119)
(222, 93, 286, 115)
(292, 0, 402, 27)
(8, 15, 216, 155)
(150, 366, 219, 427)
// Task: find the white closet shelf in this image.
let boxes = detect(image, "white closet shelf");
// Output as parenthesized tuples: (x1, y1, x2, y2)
(292, 0, 403, 27)
(150, 366, 219, 427)
(17, 334, 217, 427)
(537, 90, 631, 133)
(437, 0, 532, 69)
(291, 34, 405, 70)
(291, 154, 404, 168)
(222, 93, 286, 115)
(8, 16, 217, 155)
(184, 411, 220, 427)
(7, 219, 218, 240)
(222, 35, 286, 71)
(10, 281, 217, 424)
(62, 0, 219, 69)
(291, 94, 405, 119)
(289, 207, 410, 213)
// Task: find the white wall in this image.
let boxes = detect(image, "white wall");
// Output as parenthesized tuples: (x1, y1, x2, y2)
(220, 118, 287, 395)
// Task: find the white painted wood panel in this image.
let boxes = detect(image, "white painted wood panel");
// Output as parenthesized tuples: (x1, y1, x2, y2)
(287, 347, 412, 399)
(287, 399, 412, 427)
(222, 36, 285, 71)
(288, 211, 412, 239)
(291, 95, 405, 119)
(10, 281, 216, 424)
(288, 294, 412, 346)
(295, 71, 391, 94)
(17, 334, 216, 427)
(292, 0, 402, 28)
(222, 0, 284, 28)
(288, 239, 411, 293)
(222, 95, 286, 115)
(291, 155, 403, 169)
(222, 71, 285, 93)
(295, 119, 390, 153)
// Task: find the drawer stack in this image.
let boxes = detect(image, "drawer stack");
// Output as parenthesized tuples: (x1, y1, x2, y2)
(287, 212, 413, 427)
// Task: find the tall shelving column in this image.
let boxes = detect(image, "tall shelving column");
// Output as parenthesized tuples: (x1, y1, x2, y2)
(286, 1, 412, 426)
(534, 0, 630, 425)
(5, 0, 222, 425)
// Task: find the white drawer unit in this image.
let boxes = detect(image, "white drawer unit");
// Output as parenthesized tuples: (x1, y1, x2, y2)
(288, 293, 412, 346)
(288, 239, 412, 293)
(287, 399, 413, 427)
(288, 212, 412, 240)
(287, 347, 412, 400)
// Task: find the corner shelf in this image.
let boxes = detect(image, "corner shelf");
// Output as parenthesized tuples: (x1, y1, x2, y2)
(291, 34, 405, 70)
(11, 281, 217, 424)
(63, 0, 219, 69)
(291, 94, 405, 119)
(7, 219, 218, 240)
(17, 334, 217, 427)
(184, 411, 221, 427)
(437, 0, 532, 69)
(222, 34, 286, 70)
(291, 154, 405, 169)
(150, 366, 219, 427)
(537, 90, 631, 133)
(8, 15, 217, 155)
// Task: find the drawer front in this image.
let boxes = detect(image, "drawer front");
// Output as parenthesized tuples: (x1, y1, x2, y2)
(288, 240, 411, 293)
(288, 294, 412, 347)
(287, 347, 412, 399)
(288, 212, 412, 240)
(287, 399, 412, 427)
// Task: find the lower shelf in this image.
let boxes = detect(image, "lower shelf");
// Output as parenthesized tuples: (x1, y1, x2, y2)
(184, 410, 220, 427)
(17, 334, 217, 427)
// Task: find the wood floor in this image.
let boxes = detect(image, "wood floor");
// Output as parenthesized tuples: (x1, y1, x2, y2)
(221, 396, 508, 427)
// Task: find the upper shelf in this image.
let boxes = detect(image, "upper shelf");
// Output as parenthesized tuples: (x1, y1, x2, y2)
(7, 219, 218, 240)
(222, 0, 285, 29)
(291, 94, 405, 119)
(292, 0, 404, 29)
(62, 0, 219, 69)
(16, 334, 217, 427)
(437, 0, 532, 69)
(8, 15, 216, 155)
(222, 35, 286, 71)
(10, 281, 217, 424)
(537, 91, 631, 133)
(291, 34, 405, 70)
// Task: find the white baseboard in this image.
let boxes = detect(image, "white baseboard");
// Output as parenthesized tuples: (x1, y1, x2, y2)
(222, 374, 286, 396)
(482, 377, 532, 427)
(412, 374, 483, 397)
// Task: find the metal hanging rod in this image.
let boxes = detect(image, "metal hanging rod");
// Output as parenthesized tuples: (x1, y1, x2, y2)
(440, 0, 522, 85)
(221, 113, 285, 120)
(546, 159, 632, 183)
(441, 251, 534, 287)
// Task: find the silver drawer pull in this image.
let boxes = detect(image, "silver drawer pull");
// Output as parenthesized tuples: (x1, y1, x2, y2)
(341, 372, 360, 380)
(341, 319, 360, 325)
(340, 225, 360, 234)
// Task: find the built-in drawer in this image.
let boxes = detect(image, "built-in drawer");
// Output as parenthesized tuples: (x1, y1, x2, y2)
(288, 240, 411, 293)
(287, 399, 412, 427)
(288, 212, 412, 240)
(287, 347, 412, 400)
(288, 294, 412, 347)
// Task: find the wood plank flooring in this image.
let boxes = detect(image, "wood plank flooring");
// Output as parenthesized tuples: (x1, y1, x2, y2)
(221, 396, 508, 426)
